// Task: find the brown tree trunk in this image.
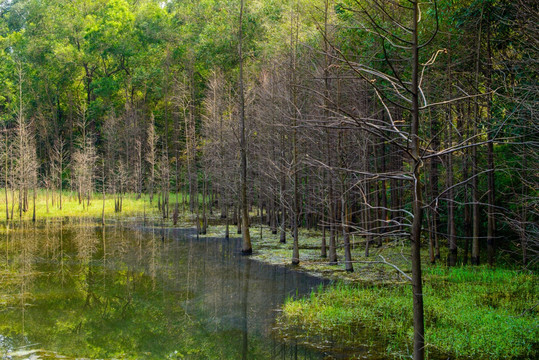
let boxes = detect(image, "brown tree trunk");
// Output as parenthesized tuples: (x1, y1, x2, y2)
(486, 15, 496, 266)
(32, 186, 36, 222)
(446, 42, 457, 266)
(321, 207, 327, 258)
(239, 0, 252, 254)
(410, 3, 425, 359)
(380, 140, 388, 245)
(5, 132, 9, 221)
(342, 193, 353, 272)
(471, 14, 483, 266)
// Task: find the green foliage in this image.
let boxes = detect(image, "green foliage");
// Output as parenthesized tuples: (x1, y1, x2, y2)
(279, 266, 539, 359)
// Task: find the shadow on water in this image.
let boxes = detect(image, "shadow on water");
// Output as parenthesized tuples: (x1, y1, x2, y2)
(0, 220, 336, 359)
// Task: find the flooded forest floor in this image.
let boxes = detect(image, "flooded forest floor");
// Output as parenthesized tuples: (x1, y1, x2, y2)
(188, 215, 538, 360)
(0, 191, 537, 359)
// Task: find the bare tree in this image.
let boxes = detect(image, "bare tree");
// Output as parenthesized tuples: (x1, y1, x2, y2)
(238, 0, 252, 254)
(145, 115, 158, 204)
(51, 137, 66, 210)
(14, 62, 38, 219)
(72, 104, 96, 209)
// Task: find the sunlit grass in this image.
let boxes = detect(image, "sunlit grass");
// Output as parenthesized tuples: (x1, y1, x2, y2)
(0, 189, 198, 221)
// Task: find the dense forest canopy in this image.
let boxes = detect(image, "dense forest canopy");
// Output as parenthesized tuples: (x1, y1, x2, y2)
(1, 0, 537, 263)
(1, 0, 537, 256)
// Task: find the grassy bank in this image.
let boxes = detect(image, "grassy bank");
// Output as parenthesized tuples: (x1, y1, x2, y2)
(278, 267, 538, 359)
(194, 223, 538, 359)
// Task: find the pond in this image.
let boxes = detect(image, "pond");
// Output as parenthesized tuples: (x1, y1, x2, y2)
(0, 220, 330, 359)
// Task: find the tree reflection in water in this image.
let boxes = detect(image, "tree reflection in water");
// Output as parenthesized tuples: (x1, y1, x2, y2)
(0, 221, 326, 359)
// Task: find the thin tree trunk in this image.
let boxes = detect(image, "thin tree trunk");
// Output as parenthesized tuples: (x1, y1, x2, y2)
(410, 3, 425, 358)
(471, 12, 483, 266)
(45, 184, 49, 213)
(486, 15, 496, 266)
(280, 134, 286, 244)
(5, 132, 9, 221)
(59, 153, 62, 210)
(380, 140, 388, 245)
(225, 205, 230, 239)
(428, 108, 440, 263)
(239, 0, 251, 254)
(321, 207, 327, 258)
(323, 0, 336, 265)
(32, 186, 36, 222)
(446, 41, 457, 266)
(102, 162, 105, 226)
(364, 182, 372, 257)
(341, 193, 353, 272)
(202, 176, 207, 235)
(10, 154, 14, 220)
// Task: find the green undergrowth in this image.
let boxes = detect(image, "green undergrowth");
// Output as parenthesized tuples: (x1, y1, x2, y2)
(0, 190, 207, 222)
(165, 219, 537, 358)
(278, 266, 538, 359)
(195, 223, 418, 283)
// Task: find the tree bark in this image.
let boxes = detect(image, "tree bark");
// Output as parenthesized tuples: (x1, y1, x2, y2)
(410, 2, 425, 359)
(239, 0, 252, 254)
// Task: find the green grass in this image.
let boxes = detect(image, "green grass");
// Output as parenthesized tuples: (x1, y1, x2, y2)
(0, 189, 202, 222)
(278, 266, 539, 359)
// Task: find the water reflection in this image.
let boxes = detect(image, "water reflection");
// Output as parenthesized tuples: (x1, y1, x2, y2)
(0, 221, 326, 359)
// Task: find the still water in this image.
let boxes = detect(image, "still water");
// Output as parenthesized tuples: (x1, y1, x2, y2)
(0, 220, 328, 359)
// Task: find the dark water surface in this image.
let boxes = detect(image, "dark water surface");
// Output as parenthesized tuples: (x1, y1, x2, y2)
(0, 220, 330, 359)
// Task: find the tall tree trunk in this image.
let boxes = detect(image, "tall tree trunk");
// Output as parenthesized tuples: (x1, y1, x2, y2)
(486, 13, 496, 266)
(471, 12, 483, 266)
(321, 204, 327, 258)
(342, 191, 353, 272)
(59, 151, 62, 210)
(323, 0, 336, 265)
(32, 186, 36, 222)
(202, 176, 208, 235)
(225, 205, 230, 239)
(380, 140, 388, 245)
(520, 153, 528, 266)
(5, 131, 9, 221)
(239, 0, 252, 254)
(446, 42, 457, 266)
(290, 4, 300, 266)
(410, 3, 425, 359)
(102, 162, 105, 226)
(10, 154, 14, 220)
(428, 108, 440, 263)
(364, 182, 372, 257)
(462, 104, 472, 265)
(280, 134, 286, 244)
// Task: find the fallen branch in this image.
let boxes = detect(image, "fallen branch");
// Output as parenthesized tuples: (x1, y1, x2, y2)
(355, 255, 412, 282)
(519, 301, 539, 317)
